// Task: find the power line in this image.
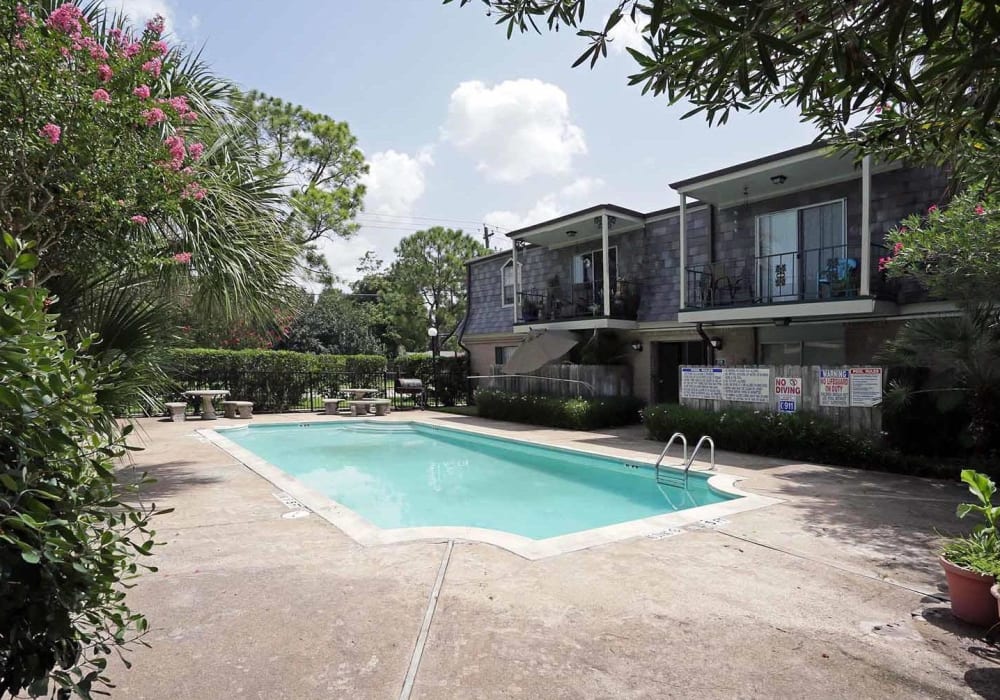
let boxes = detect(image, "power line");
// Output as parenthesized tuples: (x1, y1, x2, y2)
(356, 212, 483, 226)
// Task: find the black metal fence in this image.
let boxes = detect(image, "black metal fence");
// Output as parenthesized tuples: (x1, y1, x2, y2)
(168, 369, 473, 413)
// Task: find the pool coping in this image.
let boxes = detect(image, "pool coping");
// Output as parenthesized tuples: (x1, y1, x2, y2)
(198, 418, 782, 560)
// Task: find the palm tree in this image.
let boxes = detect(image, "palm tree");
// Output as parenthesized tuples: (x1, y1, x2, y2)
(879, 304, 1000, 455)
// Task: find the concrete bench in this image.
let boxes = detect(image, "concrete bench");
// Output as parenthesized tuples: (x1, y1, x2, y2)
(221, 400, 254, 419)
(165, 402, 188, 422)
(347, 399, 391, 417)
(323, 398, 347, 415)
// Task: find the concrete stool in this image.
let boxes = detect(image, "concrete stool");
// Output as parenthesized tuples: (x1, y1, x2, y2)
(222, 401, 253, 419)
(323, 398, 343, 415)
(165, 402, 188, 422)
(348, 400, 372, 416)
(371, 399, 391, 416)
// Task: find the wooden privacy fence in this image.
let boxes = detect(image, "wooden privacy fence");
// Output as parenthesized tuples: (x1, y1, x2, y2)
(482, 364, 633, 397)
(679, 364, 883, 435)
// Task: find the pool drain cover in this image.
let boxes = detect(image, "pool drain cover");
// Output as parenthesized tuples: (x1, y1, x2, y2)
(273, 492, 305, 510)
(647, 528, 683, 540)
(282, 510, 310, 520)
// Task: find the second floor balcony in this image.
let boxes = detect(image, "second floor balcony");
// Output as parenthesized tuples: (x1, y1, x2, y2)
(516, 280, 641, 325)
(684, 243, 895, 311)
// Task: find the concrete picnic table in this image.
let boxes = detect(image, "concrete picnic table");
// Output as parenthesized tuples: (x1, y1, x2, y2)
(182, 389, 230, 420)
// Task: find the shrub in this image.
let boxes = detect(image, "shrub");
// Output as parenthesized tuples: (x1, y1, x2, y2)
(643, 403, 970, 478)
(393, 353, 469, 406)
(1, 241, 166, 698)
(475, 391, 644, 430)
(164, 349, 387, 411)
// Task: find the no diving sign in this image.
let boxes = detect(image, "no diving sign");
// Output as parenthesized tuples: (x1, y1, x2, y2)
(775, 376, 801, 413)
(774, 377, 802, 397)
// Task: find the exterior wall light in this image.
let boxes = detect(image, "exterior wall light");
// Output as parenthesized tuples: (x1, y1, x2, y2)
(709, 337, 723, 350)
(630, 340, 643, 352)
(770, 174, 787, 185)
(565, 230, 577, 238)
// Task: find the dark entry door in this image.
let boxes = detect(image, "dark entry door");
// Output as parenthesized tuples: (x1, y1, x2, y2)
(653, 341, 708, 404)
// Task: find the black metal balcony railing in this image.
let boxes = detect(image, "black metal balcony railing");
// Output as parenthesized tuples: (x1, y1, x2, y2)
(517, 280, 640, 323)
(684, 244, 894, 310)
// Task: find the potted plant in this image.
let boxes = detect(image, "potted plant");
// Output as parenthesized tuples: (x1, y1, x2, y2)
(940, 470, 1000, 626)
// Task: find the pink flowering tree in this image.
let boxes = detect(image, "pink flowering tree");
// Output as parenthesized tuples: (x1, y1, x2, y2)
(0, 2, 210, 279)
(881, 188, 1000, 302)
(0, 3, 300, 697)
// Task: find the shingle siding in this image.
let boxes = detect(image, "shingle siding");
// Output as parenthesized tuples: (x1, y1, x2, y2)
(463, 164, 950, 336)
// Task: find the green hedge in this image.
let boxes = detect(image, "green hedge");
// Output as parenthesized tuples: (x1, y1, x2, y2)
(167, 348, 386, 375)
(165, 349, 387, 411)
(475, 391, 644, 430)
(643, 403, 958, 478)
(393, 353, 468, 406)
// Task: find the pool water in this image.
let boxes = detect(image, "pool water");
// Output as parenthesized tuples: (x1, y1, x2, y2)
(224, 422, 734, 540)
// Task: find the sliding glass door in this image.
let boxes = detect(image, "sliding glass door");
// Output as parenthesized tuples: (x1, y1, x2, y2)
(757, 201, 846, 302)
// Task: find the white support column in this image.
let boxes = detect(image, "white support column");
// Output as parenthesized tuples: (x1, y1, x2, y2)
(601, 213, 611, 317)
(860, 155, 872, 297)
(679, 194, 688, 310)
(511, 240, 519, 325)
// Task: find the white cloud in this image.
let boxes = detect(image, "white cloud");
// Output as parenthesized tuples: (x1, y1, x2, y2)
(189, 14, 201, 30)
(361, 147, 434, 217)
(606, 14, 645, 55)
(483, 175, 605, 233)
(441, 79, 587, 183)
(105, 0, 175, 34)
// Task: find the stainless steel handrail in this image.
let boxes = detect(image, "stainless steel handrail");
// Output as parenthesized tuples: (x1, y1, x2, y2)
(654, 432, 688, 485)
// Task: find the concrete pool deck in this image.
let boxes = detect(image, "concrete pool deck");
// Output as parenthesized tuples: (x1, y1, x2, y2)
(111, 411, 1000, 699)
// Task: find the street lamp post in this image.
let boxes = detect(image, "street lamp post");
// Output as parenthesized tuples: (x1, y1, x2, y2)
(427, 326, 438, 408)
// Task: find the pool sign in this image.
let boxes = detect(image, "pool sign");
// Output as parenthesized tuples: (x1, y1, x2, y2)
(777, 400, 797, 413)
(819, 369, 850, 407)
(849, 367, 884, 407)
(774, 376, 802, 398)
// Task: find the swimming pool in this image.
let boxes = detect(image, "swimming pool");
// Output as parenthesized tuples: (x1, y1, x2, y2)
(217, 421, 740, 542)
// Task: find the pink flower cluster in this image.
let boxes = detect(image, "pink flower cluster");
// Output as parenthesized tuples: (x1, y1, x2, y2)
(146, 15, 166, 35)
(164, 134, 186, 170)
(151, 40, 169, 55)
(97, 63, 113, 82)
(133, 84, 151, 99)
(181, 182, 207, 201)
(878, 242, 905, 272)
(158, 95, 198, 122)
(123, 41, 142, 59)
(80, 36, 108, 60)
(13, 34, 27, 50)
(141, 58, 162, 79)
(46, 3, 83, 35)
(39, 123, 61, 144)
(975, 204, 986, 216)
(172, 251, 192, 264)
(928, 204, 939, 214)
(188, 142, 205, 160)
(130, 215, 148, 225)
(142, 107, 167, 126)
(15, 4, 32, 27)
(92, 88, 111, 103)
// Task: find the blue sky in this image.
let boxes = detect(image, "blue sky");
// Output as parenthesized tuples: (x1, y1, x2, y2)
(111, 0, 818, 282)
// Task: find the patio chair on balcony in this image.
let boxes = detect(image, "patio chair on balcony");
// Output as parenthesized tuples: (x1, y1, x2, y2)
(819, 257, 859, 298)
(698, 262, 751, 307)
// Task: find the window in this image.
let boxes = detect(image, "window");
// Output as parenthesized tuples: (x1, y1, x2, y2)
(760, 342, 801, 366)
(501, 260, 521, 307)
(759, 340, 846, 366)
(572, 246, 619, 309)
(494, 346, 517, 365)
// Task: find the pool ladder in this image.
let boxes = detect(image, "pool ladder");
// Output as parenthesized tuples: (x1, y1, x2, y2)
(654, 433, 715, 489)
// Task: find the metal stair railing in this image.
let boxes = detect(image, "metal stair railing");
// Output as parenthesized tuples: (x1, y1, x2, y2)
(656, 434, 715, 489)
(654, 432, 688, 487)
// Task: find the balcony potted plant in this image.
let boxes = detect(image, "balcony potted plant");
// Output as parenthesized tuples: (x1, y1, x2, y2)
(939, 470, 1000, 626)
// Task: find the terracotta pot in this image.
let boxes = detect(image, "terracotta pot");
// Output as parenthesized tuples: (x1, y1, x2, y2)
(940, 556, 999, 627)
